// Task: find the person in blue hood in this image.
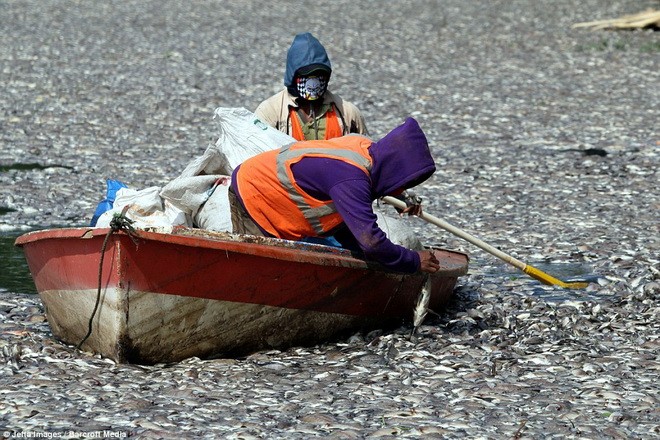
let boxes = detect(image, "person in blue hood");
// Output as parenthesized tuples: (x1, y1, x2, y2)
(230, 117, 440, 274)
(255, 32, 368, 141)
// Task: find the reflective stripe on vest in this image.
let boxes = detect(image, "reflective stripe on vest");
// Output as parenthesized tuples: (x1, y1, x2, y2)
(276, 142, 372, 234)
(235, 136, 373, 239)
(289, 105, 343, 141)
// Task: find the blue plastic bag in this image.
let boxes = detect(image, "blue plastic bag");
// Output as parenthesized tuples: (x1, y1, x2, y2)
(300, 236, 343, 248)
(90, 179, 128, 226)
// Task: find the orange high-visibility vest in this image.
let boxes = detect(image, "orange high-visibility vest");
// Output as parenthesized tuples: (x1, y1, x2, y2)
(289, 105, 343, 141)
(235, 136, 373, 240)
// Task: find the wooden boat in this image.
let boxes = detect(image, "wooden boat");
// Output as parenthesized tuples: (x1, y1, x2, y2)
(15, 227, 468, 364)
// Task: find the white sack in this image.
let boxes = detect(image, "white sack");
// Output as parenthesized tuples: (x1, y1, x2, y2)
(160, 175, 224, 219)
(193, 178, 232, 232)
(375, 212, 424, 250)
(160, 107, 295, 231)
(95, 187, 190, 230)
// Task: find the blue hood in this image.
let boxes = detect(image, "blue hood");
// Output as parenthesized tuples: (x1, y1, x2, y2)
(284, 33, 332, 89)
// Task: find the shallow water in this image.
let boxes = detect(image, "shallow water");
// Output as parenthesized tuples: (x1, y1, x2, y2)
(485, 260, 605, 302)
(0, 231, 37, 294)
(528, 262, 596, 280)
(527, 263, 606, 302)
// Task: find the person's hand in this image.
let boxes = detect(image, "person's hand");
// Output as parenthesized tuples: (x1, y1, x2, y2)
(400, 202, 422, 216)
(418, 250, 440, 273)
(398, 191, 423, 217)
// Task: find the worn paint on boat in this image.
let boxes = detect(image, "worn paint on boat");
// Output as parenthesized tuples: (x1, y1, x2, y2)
(15, 227, 468, 364)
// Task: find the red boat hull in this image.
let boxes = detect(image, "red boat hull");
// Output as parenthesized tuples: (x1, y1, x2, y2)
(16, 227, 468, 364)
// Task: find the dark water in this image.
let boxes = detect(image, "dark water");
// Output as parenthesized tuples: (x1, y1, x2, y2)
(0, 230, 38, 294)
(0, 163, 73, 172)
(1, 163, 56, 294)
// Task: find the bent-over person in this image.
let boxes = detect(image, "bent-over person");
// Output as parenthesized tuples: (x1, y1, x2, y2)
(229, 117, 440, 274)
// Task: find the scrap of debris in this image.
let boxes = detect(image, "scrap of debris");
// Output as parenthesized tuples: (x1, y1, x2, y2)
(573, 9, 660, 30)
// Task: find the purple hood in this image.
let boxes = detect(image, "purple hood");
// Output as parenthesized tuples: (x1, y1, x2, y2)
(368, 117, 436, 197)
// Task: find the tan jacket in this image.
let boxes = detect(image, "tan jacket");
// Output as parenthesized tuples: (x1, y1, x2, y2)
(254, 89, 369, 138)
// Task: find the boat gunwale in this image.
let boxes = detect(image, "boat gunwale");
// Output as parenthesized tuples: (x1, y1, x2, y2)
(15, 227, 469, 277)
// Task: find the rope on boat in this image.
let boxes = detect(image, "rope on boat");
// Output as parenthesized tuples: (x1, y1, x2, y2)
(77, 210, 138, 350)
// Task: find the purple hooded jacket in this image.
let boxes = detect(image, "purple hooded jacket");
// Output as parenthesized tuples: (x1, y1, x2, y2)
(232, 117, 436, 273)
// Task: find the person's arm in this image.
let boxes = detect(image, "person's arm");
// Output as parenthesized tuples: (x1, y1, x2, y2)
(342, 101, 369, 136)
(353, 110, 368, 136)
(293, 158, 434, 273)
(328, 180, 420, 273)
(254, 90, 291, 132)
(254, 99, 279, 128)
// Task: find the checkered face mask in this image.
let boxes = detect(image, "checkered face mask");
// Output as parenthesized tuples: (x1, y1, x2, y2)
(296, 75, 328, 101)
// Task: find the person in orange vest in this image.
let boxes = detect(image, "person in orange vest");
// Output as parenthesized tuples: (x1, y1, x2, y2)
(255, 32, 368, 141)
(228, 117, 440, 274)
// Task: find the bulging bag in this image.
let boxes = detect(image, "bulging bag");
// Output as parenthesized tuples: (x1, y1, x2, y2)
(95, 186, 190, 230)
(212, 107, 296, 174)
